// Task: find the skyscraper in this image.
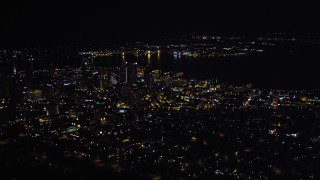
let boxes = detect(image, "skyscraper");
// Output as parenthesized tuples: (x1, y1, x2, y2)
(144, 65, 152, 92)
(121, 61, 128, 83)
(128, 62, 138, 84)
(12, 54, 17, 76)
(121, 62, 138, 84)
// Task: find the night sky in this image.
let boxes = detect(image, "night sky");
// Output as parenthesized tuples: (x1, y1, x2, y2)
(1, 1, 320, 47)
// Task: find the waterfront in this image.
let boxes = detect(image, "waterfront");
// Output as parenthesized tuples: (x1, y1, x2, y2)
(93, 43, 320, 89)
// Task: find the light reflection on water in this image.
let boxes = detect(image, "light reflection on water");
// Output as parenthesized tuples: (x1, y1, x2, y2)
(93, 48, 320, 89)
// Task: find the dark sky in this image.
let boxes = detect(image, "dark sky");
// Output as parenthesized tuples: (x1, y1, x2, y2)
(1, 1, 319, 47)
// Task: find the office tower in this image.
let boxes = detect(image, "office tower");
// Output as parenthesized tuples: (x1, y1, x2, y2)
(128, 62, 138, 84)
(12, 54, 17, 76)
(121, 61, 128, 83)
(144, 65, 152, 91)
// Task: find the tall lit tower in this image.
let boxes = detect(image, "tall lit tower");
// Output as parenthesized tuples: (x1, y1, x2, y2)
(12, 54, 17, 76)
(128, 62, 138, 84)
(144, 65, 152, 91)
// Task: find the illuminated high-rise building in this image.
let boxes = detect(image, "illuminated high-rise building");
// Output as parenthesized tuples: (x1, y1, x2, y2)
(121, 62, 138, 84)
(12, 54, 17, 76)
(121, 61, 128, 83)
(128, 62, 138, 84)
(144, 65, 152, 91)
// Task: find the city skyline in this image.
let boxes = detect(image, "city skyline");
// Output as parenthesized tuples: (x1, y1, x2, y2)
(1, 2, 320, 179)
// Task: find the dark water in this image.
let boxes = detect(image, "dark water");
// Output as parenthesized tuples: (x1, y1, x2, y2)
(18, 42, 319, 89)
(94, 43, 320, 89)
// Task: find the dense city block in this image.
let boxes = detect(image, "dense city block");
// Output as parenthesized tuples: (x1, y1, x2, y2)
(1, 34, 320, 179)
